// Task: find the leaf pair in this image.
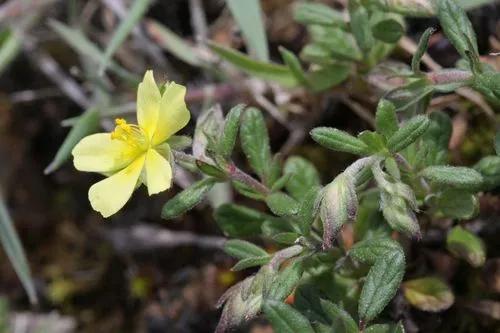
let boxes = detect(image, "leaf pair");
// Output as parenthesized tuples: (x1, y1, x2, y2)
(350, 237, 406, 323)
(311, 100, 430, 156)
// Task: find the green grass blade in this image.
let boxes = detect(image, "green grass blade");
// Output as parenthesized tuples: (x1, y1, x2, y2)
(0, 192, 37, 304)
(0, 30, 21, 75)
(145, 20, 203, 67)
(226, 0, 269, 62)
(209, 42, 298, 87)
(44, 108, 100, 174)
(98, 0, 151, 75)
(48, 20, 138, 83)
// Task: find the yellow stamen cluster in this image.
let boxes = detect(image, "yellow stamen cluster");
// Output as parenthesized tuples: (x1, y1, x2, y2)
(110, 118, 147, 149)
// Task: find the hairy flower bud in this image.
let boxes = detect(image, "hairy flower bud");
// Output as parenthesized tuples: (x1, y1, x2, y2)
(215, 276, 262, 333)
(373, 160, 421, 238)
(320, 173, 358, 249)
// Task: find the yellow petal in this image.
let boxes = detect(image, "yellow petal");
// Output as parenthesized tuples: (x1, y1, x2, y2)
(145, 148, 173, 196)
(137, 70, 161, 139)
(72, 133, 141, 173)
(152, 82, 190, 145)
(88, 155, 146, 217)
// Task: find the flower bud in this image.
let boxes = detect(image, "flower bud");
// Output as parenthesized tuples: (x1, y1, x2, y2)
(373, 161, 421, 238)
(320, 173, 358, 249)
(215, 276, 262, 333)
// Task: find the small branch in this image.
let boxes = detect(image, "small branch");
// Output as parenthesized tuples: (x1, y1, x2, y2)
(105, 224, 226, 254)
(23, 39, 90, 109)
(339, 95, 375, 127)
(189, 0, 208, 43)
(426, 70, 473, 85)
(172, 151, 270, 195)
(399, 36, 494, 118)
(228, 163, 271, 195)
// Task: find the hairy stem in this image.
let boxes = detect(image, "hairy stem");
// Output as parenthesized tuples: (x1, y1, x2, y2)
(227, 163, 271, 195)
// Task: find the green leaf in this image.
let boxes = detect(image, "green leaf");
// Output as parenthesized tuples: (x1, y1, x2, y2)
(44, 109, 100, 174)
(411, 28, 434, 74)
(447, 226, 486, 267)
(240, 107, 272, 181)
(167, 135, 192, 150)
(224, 239, 268, 259)
(232, 256, 271, 271)
(296, 187, 321, 235)
(294, 284, 329, 323)
(473, 71, 500, 105)
(358, 131, 387, 154)
(271, 174, 292, 192)
(0, 29, 21, 75)
(320, 300, 358, 333)
(193, 105, 224, 161)
(422, 111, 452, 151)
(311, 127, 370, 156)
(293, 2, 346, 27)
(145, 20, 203, 67)
(436, 190, 478, 220)
(366, 323, 405, 333)
(309, 26, 362, 61)
(306, 64, 351, 91)
(162, 178, 217, 219)
(209, 42, 298, 87)
(387, 115, 430, 153)
(279, 47, 309, 87)
(421, 166, 483, 190)
(226, 0, 269, 62)
(273, 232, 300, 245)
(474, 156, 500, 190)
(196, 160, 226, 179)
(266, 192, 299, 216)
(358, 250, 405, 323)
(300, 43, 332, 65)
(348, 0, 374, 51)
(215, 204, 266, 237)
(284, 156, 320, 200)
(385, 79, 434, 112)
(437, 0, 478, 60)
(349, 237, 402, 265)
(496, 132, 500, 156)
(217, 104, 245, 159)
(99, 0, 151, 74)
(232, 180, 266, 200)
(0, 192, 37, 304)
(375, 99, 398, 140)
(48, 20, 137, 82)
(403, 277, 454, 312)
(268, 260, 305, 301)
(262, 218, 295, 238)
(263, 300, 315, 333)
(371, 14, 405, 44)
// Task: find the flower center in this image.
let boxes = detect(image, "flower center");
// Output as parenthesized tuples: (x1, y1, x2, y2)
(111, 118, 148, 149)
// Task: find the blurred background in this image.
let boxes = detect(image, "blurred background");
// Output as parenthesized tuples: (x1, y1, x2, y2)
(0, 0, 499, 332)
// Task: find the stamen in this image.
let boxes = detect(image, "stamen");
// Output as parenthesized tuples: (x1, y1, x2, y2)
(110, 118, 148, 149)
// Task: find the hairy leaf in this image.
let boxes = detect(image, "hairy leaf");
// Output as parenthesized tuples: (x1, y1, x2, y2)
(162, 178, 217, 219)
(358, 250, 405, 322)
(403, 277, 454, 312)
(421, 166, 483, 190)
(387, 115, 429, 153)
(311, 127, 370, 156)
(263, 300, 315, 333)
(447, 226, 486, 267)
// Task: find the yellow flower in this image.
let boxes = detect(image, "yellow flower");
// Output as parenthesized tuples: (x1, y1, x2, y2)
(72, 71, 190, 217)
